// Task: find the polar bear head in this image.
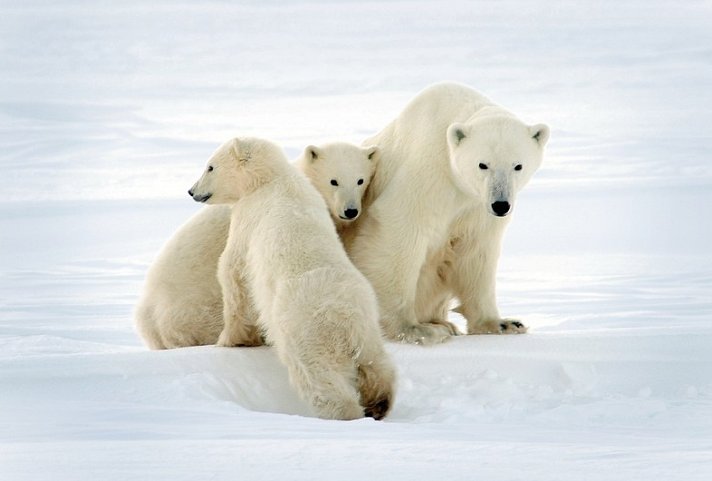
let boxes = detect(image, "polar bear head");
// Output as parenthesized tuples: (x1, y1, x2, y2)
(299, 142, 378, 226)
(189, 137, 286, 204)
(446, 111, 549, 217)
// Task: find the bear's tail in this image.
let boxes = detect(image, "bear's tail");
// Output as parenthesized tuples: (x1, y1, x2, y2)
(357, 351, 397, 420)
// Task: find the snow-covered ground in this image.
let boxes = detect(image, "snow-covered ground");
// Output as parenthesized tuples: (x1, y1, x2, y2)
(1, 1, 711, 480)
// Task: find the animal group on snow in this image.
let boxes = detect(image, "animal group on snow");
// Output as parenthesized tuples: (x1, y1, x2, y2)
(134, 83, 550, 421)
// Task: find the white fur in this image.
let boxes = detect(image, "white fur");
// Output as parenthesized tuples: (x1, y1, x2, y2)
(190, 137, 395, 421)
(349, 82, 550, 345)
(134, 142, 377, 350)
(134, 204, 230, 349)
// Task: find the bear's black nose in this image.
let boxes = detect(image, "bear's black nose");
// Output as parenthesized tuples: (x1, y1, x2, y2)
(491, 201, 511, 217)
(344, 208, 359, 219)
(188, 189, 194, 197)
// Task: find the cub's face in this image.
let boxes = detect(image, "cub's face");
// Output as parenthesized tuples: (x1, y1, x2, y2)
(301, 142, 378, 224)
(447, 117, 549, 217)
(189, 138, 243, 204)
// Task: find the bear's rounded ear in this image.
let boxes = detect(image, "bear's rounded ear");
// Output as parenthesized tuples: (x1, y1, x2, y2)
(447, 123, 468, 148)
(364, 145, 379, 163)
(530, 124, 550, 147)
(230, 138, 241, 160)
(305, 145, 320, 163)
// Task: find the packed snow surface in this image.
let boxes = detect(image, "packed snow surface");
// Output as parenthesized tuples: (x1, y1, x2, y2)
(1, 1, 711, 480)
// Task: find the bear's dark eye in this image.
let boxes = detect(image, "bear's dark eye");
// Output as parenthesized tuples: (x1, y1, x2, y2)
(207, 166, 214, 172)
(514, 164, 523, 171)
(479, 163, 488, 170)
(357, 178, 364, 186)
(330, 179, 338, 186)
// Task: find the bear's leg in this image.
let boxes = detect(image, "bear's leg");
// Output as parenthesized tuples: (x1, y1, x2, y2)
(350, 216, 454, 345)
(451, 238, 527, 335)
(414, 262, 461, 335)
(216, 274, 263, 347)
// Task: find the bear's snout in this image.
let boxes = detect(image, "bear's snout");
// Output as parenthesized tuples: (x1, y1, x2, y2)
(491, 201, 511, 217)
(189, 190, 212, 203)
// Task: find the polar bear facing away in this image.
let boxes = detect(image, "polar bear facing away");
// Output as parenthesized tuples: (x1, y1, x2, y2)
(134, 142, 378, 350)
(350, 82, 549, 345)
(188, 137, 396, 420)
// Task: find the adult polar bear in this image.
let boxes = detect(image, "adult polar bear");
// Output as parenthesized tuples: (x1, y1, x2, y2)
(135, 142, 378, 349)
(350, 82, 549, 345)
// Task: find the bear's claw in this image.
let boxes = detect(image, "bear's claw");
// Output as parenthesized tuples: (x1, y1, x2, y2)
(469, 319, 528, 335)
(498, 319, 527, 334)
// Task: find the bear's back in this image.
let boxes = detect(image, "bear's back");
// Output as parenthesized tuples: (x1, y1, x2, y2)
(239, 170, 350, 282)
(364, 82, 495, 200)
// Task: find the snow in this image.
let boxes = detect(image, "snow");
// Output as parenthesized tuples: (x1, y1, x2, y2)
(1, 0, 712, 479)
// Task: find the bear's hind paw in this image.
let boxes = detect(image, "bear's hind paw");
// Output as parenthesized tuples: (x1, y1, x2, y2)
(216, 327, 264, 347)
(396, 322, 454, 345)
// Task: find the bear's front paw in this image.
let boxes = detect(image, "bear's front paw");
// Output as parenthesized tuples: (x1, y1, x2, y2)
(216, 330, 239, 347)
(395, 322, 454, 345)
(499, 319, 527, 334)
(468, 319, 528, 335)
(425, 318, 462, 336)
(216, 326, 264, 347)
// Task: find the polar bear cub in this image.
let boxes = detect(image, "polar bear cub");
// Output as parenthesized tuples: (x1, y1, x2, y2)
(188, 137, 396, 420)
(134, 142, 378, 350)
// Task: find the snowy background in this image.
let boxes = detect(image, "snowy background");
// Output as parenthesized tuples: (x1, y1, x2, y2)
(1, 1, 711, 479)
